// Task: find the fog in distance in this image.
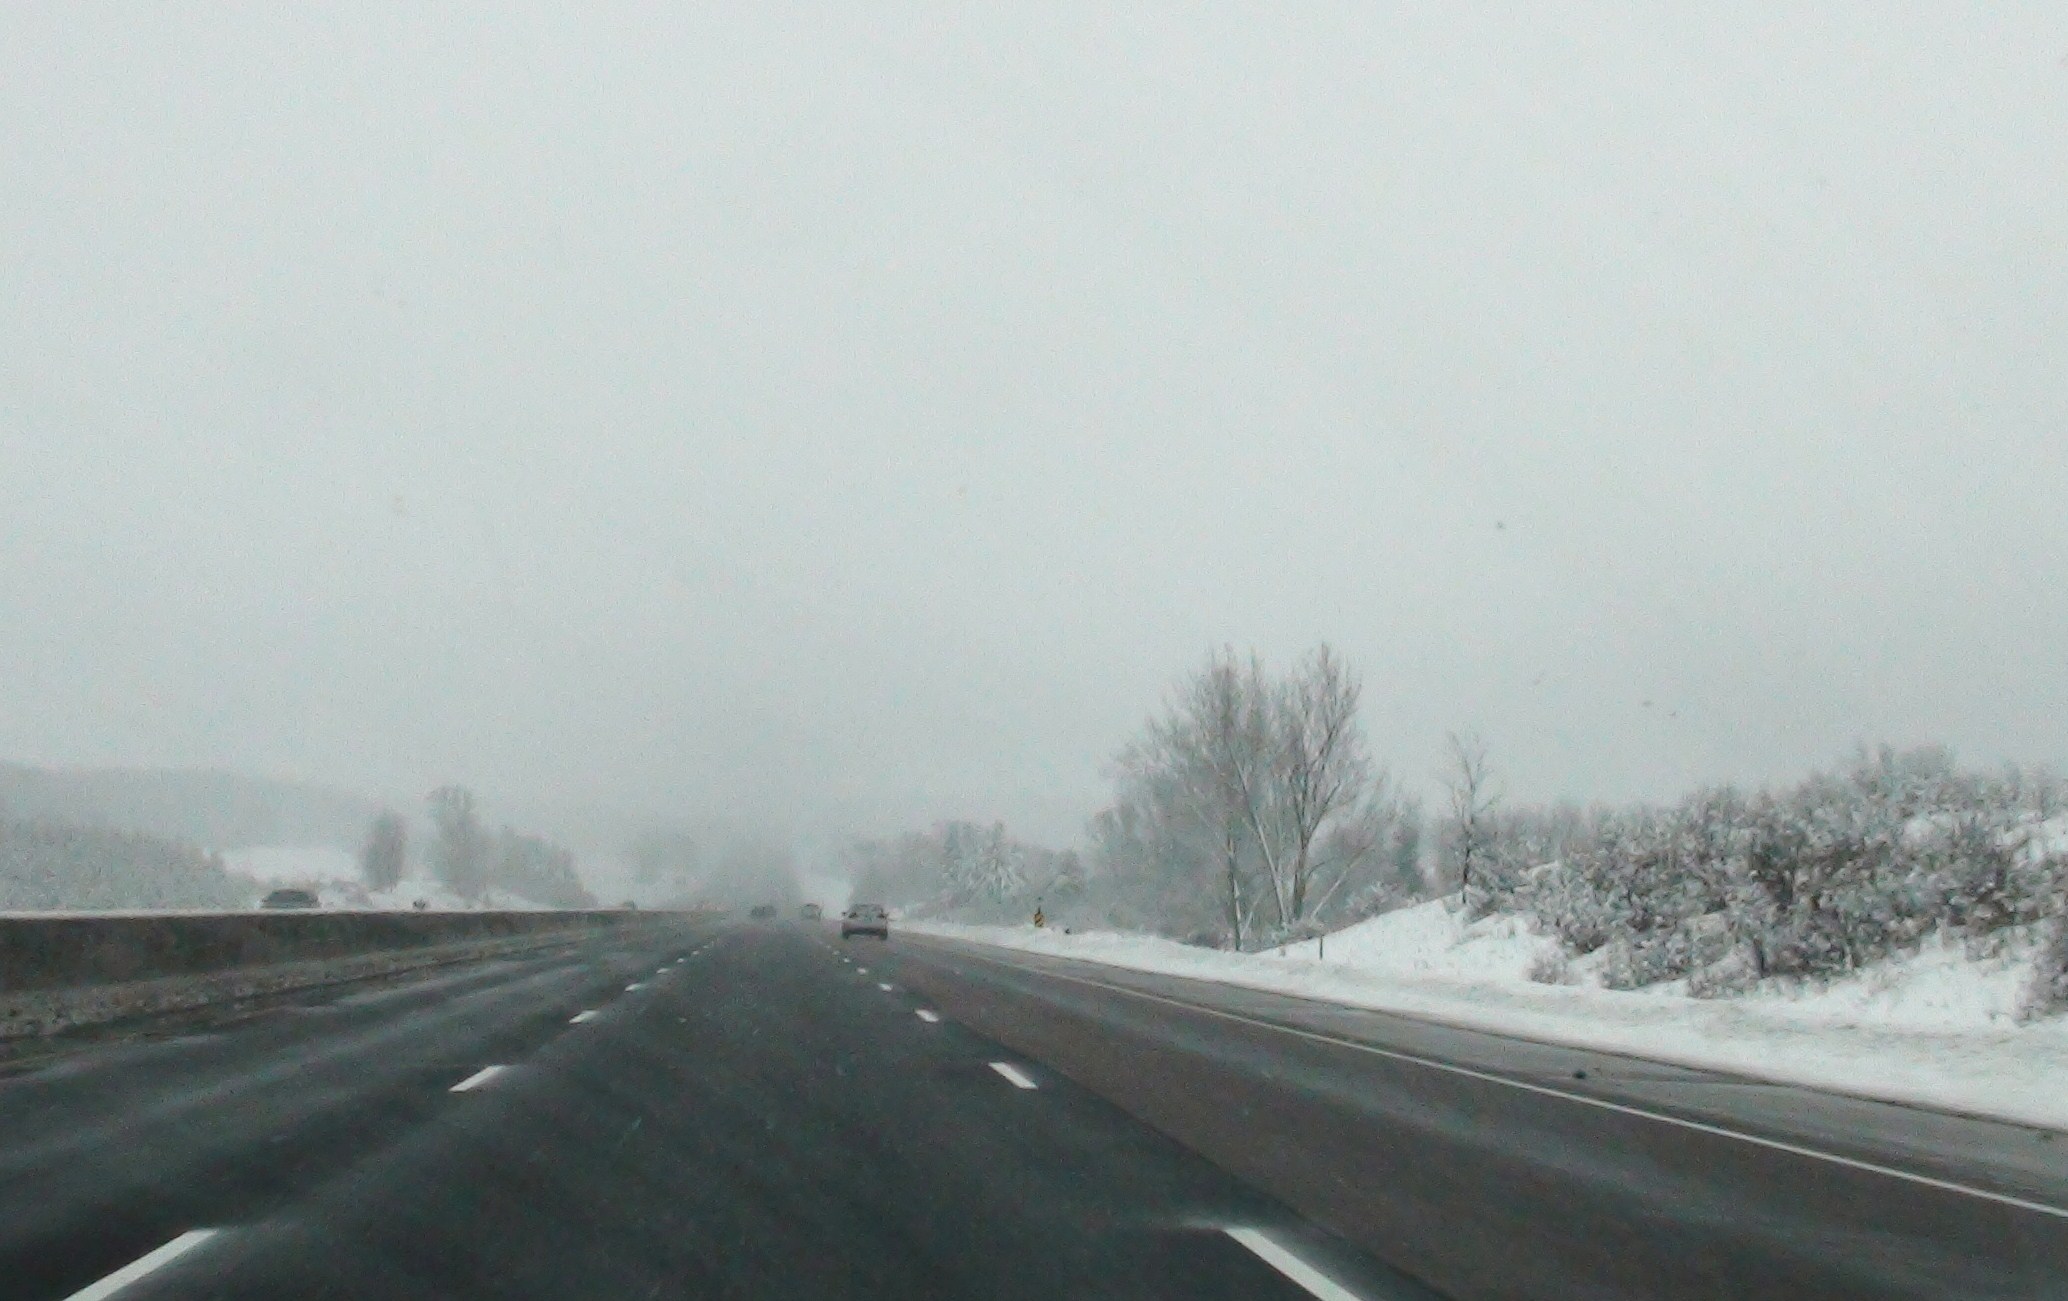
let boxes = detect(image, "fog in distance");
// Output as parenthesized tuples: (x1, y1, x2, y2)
(3, 6, 2063, 879)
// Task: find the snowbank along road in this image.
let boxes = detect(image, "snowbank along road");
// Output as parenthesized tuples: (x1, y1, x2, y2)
(1, 920, 2061, 1299)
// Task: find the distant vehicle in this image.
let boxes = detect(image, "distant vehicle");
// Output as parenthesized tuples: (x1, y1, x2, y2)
(841, 903, 889, 940)
(749, 904, 778, 920)
(259, 888, 319, 910)
(800, 903, 823, 921)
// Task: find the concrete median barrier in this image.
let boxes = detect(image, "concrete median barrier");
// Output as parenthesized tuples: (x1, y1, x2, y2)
(0, 910, 670, 1040)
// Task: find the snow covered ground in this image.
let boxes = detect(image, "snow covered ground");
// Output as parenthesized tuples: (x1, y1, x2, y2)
(219, 845, 358, 889)
(218, 845, 552, 911)
(907, 900, 2068, 1132)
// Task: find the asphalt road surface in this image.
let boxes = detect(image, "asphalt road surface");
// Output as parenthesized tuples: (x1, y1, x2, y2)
(3, 922, 2063, 1299)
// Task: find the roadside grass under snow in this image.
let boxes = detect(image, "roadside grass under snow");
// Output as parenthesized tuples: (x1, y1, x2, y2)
(907, 900, 2068, 1132)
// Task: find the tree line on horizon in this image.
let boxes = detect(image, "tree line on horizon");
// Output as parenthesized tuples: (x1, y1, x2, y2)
(355, 785, 594, 910)
(0, 780, 598, 912)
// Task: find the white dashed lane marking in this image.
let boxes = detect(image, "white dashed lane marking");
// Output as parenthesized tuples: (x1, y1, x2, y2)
(877, 982, 894, 992)
(1224, 1228, 1370, 1301)
(989, 1062, 1039, 1090)
(451, 1065, 510, 1092)
(915, 1010, 941, 1023)
(570, 1010, 600, 1023)
(625, 983, 646, 992)
(63, 1229, 220, 1301)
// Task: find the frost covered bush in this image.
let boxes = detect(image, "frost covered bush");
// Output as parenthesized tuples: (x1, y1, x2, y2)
(1525, 795, 1743, 986)
(1686, 943, 1762, 998)
(2021, 912, 2068, 1020)
(1519, 862, 1603, 952)
(1525, 948, 1574, 985)
(1509, 748, 2068, 997)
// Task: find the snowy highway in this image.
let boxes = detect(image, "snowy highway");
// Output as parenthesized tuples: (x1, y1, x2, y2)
(2, 922, 2063, 1300)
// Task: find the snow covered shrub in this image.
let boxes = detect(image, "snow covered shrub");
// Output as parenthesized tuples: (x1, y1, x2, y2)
(1525, 947, 1574, 985)
(1923, 814, 2057, 943)
(1736, 755, 2068, 979)
(1732, 769, 1949, 978)
(1517, 860, 1601, 953)
(1686, 944, 1762, 998)
(1683, 911, 1733, 967)
(1535, 799, 1743, 985)
(2020, 912, 2068, 1020)
(1512, 751, 2067, 991)
(1598, 932, 1692, 990)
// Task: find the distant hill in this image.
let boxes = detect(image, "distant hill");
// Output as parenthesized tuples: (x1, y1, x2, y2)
(0, 815, 248, 911)
(0, 762, 384, 851)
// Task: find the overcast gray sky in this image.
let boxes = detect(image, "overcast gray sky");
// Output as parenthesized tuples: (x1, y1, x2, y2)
(3, 4, 2065, 843)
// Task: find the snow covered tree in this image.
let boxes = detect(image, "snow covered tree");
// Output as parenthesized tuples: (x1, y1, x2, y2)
(427, 784, 489, 904)
(1146, 648, 1278, 946)
(489, 827, 595, 909)
(1389, 796, 1426, 897)
(1441, 732, 1500, 915)
(1084, 790, 1230, 939)
(973, 822, 1024, 904)
(360, 810, 408, 892)
(937, 820, 984, 904)
(628, 828, 701, 900)
(2028, 765, 2065, 820)
(1097, 644, 1394, 946)
(1266, 644, 1384, 926)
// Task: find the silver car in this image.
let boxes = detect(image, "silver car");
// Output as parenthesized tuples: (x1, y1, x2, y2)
(840, 903, 889, 940)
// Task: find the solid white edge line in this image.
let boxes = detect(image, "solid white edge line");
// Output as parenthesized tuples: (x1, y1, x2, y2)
(916, 1009, 942, 1023)
(64, 1229, 220, 1301)
(945, 948, 2068, 1221)
(450, 1065, 508, 1092)
(1225, 1228, 1366, 1301)
(570, 1010, 600, 1023)
(989, 1061, 1039, 1089)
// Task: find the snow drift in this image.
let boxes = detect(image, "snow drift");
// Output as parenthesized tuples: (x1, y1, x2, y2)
(910, 899, 2068, 1131)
